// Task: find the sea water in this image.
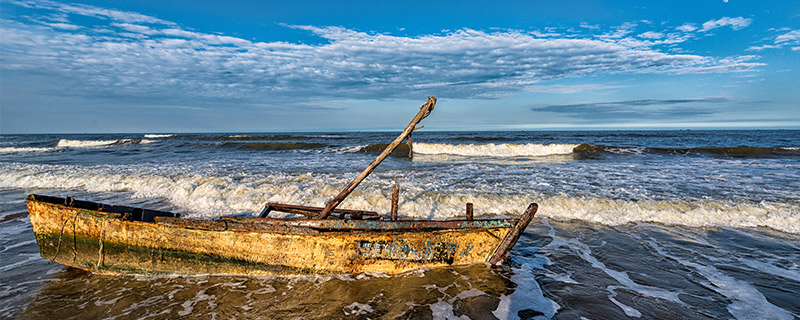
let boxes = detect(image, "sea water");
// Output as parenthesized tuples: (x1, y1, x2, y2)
(0, 130, 798, 318)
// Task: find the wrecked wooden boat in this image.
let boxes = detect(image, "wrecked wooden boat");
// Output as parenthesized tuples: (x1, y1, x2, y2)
(27, 195, 537, 275)
(27, 97, 538, 276)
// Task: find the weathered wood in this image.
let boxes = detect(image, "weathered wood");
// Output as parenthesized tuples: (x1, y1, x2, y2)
(391, 184, 399, 220)
(488, 203, 538, 265)
(26, 194, 532, 276)
(317, 97, 436, 219)
(466, 203, 473, 220)
(260, 203, 378, 219)
(217, 216, 516, 231)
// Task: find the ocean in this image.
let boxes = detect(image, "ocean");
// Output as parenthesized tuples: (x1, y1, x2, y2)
(0, 130, 798, 319)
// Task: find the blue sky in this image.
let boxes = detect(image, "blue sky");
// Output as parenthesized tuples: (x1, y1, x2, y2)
(1, 0, 799, 133)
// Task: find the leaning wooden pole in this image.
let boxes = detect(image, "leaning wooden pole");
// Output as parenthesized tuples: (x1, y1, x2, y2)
(488, 203, 538, 264)
(316, 97, 437, 219)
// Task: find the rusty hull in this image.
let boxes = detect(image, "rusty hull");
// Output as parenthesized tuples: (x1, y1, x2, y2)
(26, 195, 536, 276)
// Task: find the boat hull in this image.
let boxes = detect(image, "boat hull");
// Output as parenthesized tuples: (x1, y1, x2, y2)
(27, 195, 536, 276)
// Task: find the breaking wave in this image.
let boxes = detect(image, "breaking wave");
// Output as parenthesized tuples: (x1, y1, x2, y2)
(143, 134, 175, 138)
(412, 143, 579, 157)
(55, 139, 154, 148)
(0, 147, 53, 153)
(4, 163, 797, 234)
(410, 143, 799, 158)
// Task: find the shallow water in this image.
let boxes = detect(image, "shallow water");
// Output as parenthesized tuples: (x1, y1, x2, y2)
(1, 130, 798, 318)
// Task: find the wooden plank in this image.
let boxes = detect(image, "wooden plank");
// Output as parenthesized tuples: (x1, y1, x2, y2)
(264, 203, 379, 218)
(221, 216, 515, 231)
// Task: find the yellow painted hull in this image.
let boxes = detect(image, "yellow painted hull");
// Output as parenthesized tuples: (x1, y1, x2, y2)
(27, 195, 536, 276)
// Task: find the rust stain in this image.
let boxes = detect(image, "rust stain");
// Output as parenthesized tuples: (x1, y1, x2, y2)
(27, 194, 536, 276)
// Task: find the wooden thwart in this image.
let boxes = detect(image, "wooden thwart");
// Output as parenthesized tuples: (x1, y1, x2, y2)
(260, 203, 379, 220)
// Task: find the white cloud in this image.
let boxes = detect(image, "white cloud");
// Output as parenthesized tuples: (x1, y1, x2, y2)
(638, 31, 664, 39)
(600, 22, 637, 39)
(59, 3, 173, 25)
(747, 44, 780, 51)
(0, 2, 764, 104)
(526, 84, 629, 94)
(775, 29, 800, 44)
(40, 21, 81, 30)
(747, 29, 800, 51)
(111, 23, 158, 35)
(700, 17, 752, 32)
(676, 23, 698, 32)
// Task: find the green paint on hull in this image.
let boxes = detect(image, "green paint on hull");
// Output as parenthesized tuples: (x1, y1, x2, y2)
(35, 232, 324, 276)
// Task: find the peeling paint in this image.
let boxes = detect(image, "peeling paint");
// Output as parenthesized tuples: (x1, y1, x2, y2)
(27, 194, 537, 276)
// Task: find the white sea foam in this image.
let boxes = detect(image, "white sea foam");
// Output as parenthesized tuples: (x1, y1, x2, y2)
(606, 147, 646, 154)
(0, 239, 37, 254)
(56, 139, 123, 148)
(56, 139, 153, 148)
(607, 287, 642, 317)
(178, 289, 216, 316)
(648, 241, 795, 320)
(312, 134, 346, 138)
(314, 145, 366, 154)
(737, 257, 800, 282)
(343, 302, 374, 316)
(412, 142, 579, 157)
(0, 254, 40, 273)
(535, 196, 800, 234)
(0, 147, 52, 153)
(568, 238, 682, 304)
(144, 134, 175, 138)
(493, 238, 559, 319)
(2, 163, 797, 233)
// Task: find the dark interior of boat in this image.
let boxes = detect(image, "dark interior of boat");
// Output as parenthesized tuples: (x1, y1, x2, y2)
(28, 194, 180, 223)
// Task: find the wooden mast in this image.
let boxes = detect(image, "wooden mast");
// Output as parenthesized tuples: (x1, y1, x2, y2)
(316, 97, 436, 219)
